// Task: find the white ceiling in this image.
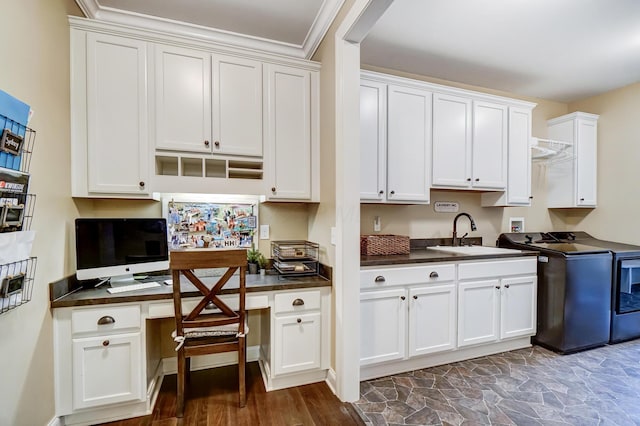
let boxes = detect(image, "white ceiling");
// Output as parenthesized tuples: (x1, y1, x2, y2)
(362, 0, 640, 102)
(75, 0, 640, 103)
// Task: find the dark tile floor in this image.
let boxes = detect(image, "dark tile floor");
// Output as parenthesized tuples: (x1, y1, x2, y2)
(354, 340, 640, 425)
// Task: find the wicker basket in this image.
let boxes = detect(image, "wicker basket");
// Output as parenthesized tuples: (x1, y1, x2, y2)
(360, 234, 410, 256)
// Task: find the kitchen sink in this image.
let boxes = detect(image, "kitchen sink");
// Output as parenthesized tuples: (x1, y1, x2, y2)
(428, 245, 521, 255)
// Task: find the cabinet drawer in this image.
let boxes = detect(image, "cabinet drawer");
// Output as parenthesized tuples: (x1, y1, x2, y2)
(274, 290, 321, 314)
(71, 305, 141, 335)
(147, 294, 269, 319)
(458, 258, 536, 280)
(361, 264, 455, 289)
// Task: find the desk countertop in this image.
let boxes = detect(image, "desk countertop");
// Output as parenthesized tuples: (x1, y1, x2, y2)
(50, 272, 331, 309)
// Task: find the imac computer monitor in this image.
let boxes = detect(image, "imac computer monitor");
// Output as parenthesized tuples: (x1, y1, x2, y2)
(75, 218, 169, 284)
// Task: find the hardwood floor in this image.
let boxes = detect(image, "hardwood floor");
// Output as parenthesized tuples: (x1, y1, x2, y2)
(99, 362, 365, 426)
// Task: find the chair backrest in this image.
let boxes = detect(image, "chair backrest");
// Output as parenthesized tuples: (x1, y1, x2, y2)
(170, 248, 247, 335)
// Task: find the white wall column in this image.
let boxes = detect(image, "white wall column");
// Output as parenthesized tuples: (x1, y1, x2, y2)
(333, 0, 394, 402)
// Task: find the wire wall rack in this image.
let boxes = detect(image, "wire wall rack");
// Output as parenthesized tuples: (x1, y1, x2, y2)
(0, 257, 37, 314)
(0, 110, 37, 316)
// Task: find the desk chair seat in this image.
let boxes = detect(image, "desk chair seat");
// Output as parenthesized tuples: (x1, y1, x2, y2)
(170, 248, 248, 417)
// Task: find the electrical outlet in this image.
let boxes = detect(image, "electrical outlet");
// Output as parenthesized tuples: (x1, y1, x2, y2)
(259, 225, 270, 239)
(374, 216, 381, 232)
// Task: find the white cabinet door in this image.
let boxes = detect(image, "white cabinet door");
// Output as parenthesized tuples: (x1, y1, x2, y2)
(575, 118, 597, 207)
(72, 333, 143, 409)
(86, 33, 149, 195)
(360, 80, 387, 201)
(547, 112, 598, 208)
(500, 276, 537, 340)
(432, 93, 472, 188)
(360, 288, 407, 365)
(274, 312, 321, 375)
(265, 65, 315, 200)
(212, 55, 262, 156)
(387, 85, 431, 203)
(458, 279, 500, 347)
(472, 101, 507, 189)
(155, 45, 211, 153)
(409, 284, 456, 356)
(506, 106, 532, 204)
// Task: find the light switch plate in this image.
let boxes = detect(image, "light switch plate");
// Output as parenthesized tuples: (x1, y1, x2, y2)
(259, 224, 270, 239)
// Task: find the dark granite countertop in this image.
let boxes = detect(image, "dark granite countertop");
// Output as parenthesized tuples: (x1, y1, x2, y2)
(361, 247, 538, 267)
(50, 271, 331, 308)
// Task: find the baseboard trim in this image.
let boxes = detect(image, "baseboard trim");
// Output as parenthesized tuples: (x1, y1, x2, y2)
(325, 367, 337, 395)
(360, 337, 532, 381)
(47, 416, 63, 426)
(162, 345, 261, 375)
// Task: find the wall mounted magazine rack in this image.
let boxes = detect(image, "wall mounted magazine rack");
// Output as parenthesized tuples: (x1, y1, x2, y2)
(0, 112, 37, 315)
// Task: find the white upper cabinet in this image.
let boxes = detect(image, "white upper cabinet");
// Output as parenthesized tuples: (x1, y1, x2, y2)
(360, 73, 431, 204)
(432, 94, 507, 190)
(387, 85, 432, 203)
(432, 93, 472, 188)
(212, 55, 263, 156)
(155, 45, 211, 153)
(71, 19, 320, 199)
(546, 112, 599, 208)
(155, 47, 262, 156)
(264, 65, 319, 201)
(482, 106, 534, 206)
(472, 101, 507, 189)
(359, 80, 387, 201)
(73, 31, 151, 197)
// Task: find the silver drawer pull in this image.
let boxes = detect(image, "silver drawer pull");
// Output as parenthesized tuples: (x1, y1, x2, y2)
(292, 298, 305, 306)
(205, 301, 216, 310)
(374, 276, 386, 283)
(429, 271, 439, 278)
(97, 316, 115, 325)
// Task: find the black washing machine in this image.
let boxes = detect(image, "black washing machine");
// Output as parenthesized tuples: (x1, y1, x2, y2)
(498, 232, 612, 353)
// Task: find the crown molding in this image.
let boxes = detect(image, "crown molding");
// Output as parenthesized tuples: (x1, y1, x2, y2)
(74, 0, 344, 60)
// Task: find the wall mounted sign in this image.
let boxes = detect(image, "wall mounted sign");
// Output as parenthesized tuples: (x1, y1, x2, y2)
(433, 201, 459, 213)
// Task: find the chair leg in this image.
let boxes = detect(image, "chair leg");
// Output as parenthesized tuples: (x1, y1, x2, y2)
(176, 351, 186, 418)
(239, 336, 246, 408)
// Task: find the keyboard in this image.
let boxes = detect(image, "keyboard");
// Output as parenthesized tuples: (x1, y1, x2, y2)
(107, 281, 160, 294)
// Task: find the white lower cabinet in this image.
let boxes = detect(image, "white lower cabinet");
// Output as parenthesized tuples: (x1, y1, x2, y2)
(360, 257, 537, 378)
(409, 284, 456, 356)
(274, 312, 321, 375)
(360, 288, 407, 365)
(500, 275, 537, 339)
(457, 279, 501, 347)
(72, 332, 143, 409)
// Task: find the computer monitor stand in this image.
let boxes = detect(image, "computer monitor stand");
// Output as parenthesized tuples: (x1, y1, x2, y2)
(109, 274, 138, 287)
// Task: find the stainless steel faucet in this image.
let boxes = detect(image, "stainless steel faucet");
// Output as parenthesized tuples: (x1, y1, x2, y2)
(452, 212, 477, 246)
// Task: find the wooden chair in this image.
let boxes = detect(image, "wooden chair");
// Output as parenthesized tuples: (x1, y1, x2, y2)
(170, 248, 248, 417)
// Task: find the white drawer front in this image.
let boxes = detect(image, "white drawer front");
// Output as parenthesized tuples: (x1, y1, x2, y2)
(274, 290, 321, 314)
(147, 294, 269, 319)
(361, 264, 455, 289)
(71, 305, 141, 335)
(458, 258, 537, 280)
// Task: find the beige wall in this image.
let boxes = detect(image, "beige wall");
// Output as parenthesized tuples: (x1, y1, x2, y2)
(565, 83, 640, 244)
(0, 0, 82, 424)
